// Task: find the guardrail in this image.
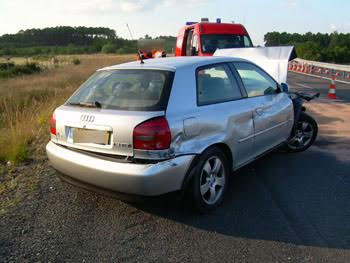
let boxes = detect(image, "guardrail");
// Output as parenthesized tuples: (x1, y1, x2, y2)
(289, 58, 350, 83)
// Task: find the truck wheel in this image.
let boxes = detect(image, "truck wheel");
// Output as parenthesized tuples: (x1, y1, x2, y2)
(286, 112, 318, 153)
(190, 147, 229, 213)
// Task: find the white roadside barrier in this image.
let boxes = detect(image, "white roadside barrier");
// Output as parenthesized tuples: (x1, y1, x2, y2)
(289, 58, 350, 84)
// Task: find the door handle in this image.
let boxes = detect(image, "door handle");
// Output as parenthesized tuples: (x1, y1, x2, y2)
(255, 108, 264, 116)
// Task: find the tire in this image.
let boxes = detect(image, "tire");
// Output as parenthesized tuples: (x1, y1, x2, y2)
(190, 147, 230, 213)
(285, 112, 318, 153)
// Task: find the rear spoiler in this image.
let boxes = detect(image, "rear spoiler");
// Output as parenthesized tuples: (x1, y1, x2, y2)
(214, 46, 297, 84)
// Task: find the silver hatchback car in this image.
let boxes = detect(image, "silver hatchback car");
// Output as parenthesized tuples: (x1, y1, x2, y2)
(47, 56, 295, 212)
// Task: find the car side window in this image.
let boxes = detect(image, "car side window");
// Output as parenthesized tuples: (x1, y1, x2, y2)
(233, 62, 279, 97)
(197, 64, 242, 106)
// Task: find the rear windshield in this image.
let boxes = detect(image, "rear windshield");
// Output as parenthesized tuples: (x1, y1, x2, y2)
(66, 69, 174, 111)
(201, 34, 253, 54)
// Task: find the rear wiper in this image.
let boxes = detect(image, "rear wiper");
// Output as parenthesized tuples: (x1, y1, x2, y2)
(68, 101, 102, 108)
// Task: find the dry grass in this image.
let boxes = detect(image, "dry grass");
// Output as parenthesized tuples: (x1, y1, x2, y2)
(0, 54, 134, 163)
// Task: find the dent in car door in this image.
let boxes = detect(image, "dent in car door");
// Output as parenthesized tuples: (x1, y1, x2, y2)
(253, 93, 293, 155)
(233, 62, 293, 156)
(193, 63, 255, 168)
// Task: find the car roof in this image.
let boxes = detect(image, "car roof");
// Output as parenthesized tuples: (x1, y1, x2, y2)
(100, 56, 248, 72)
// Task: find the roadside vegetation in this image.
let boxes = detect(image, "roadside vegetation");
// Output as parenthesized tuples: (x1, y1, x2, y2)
(265, 31, 350, 64)
(3, 26, 349, 65)
(0, 54, 134, 164)
(0, 54, 134, 214)
(0, 26, 176, 57)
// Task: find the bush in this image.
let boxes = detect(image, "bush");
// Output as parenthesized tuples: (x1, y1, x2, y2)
(101, 43, 117, 54)
(0, 63, 15, 71)
(0, 62, 41, 78)
(72, 58, 81, 65)
(116, 48, 127, 54)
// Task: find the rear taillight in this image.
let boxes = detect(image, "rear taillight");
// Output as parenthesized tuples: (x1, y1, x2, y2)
(133, 117, 171, 150)
(50, 112, 56, 135)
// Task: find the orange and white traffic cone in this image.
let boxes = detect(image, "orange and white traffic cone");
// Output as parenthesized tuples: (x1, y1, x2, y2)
(328, 76, 337, 99)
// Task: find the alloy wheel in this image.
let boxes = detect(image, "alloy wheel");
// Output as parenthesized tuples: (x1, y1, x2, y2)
(199, 156, 226, 205)
(287, 121, 314, 150)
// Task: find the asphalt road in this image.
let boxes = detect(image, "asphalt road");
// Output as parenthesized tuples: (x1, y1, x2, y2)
(288, 71, 350, 102)
(1, 72, 350, 262)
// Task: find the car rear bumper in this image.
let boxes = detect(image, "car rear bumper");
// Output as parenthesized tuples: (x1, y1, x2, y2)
(46, 141, 195, 196)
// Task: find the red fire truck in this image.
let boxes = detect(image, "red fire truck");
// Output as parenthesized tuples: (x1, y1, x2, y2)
(175, 18, 253, 57)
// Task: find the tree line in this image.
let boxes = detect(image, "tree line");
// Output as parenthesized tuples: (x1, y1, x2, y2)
(0, 26, 176, 57)
(7, 27, 347, 64)
(264, 31, 350, 64)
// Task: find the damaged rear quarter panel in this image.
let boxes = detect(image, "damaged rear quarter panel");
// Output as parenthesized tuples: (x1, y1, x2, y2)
(166, 65, 255, 169)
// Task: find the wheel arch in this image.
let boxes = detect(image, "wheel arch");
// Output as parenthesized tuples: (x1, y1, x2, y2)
(180, 142, 233, 198)
(213, 143, 233, 170)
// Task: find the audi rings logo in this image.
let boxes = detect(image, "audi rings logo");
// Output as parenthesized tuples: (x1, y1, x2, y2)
(80, 115, 95, 122)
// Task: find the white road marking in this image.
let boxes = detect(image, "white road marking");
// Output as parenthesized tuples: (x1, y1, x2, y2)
(295, 83, 313, 89)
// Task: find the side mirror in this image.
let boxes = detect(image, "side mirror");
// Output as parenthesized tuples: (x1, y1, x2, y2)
(280, 83, 289, 93)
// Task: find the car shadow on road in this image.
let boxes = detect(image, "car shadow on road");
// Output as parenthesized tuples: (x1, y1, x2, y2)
(131, 141, 350, 249)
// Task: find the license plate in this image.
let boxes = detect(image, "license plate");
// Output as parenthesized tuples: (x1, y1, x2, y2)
(66, 127, 111, 145)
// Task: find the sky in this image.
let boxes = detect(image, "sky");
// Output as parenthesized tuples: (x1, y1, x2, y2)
(0, 0, 349, 45)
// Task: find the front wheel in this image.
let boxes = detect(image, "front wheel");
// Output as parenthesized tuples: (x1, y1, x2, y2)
(286, 112, 318, 152)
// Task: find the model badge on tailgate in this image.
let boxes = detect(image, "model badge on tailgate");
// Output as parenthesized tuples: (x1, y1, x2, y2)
(114, 142, 132, 148)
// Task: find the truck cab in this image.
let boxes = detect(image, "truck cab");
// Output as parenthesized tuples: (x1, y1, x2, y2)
(175, 18, 253, 57)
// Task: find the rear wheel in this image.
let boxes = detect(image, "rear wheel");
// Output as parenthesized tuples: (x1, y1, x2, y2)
(286, 112, 318, 152)
(190, 147, 229, 213)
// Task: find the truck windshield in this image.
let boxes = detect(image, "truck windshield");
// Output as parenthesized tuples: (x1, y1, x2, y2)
(201, 34, 253, 54)
(66, 69, 174, 111)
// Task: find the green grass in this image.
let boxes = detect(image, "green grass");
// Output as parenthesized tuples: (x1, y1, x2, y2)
(0, 137, 28, 164)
